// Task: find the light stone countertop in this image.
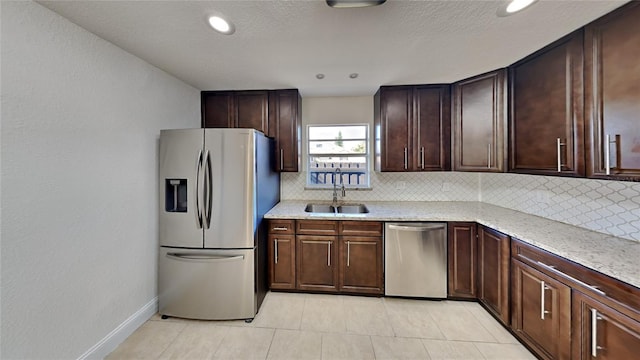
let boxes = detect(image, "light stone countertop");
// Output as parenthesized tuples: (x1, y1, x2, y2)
(265, 200, 640, 289)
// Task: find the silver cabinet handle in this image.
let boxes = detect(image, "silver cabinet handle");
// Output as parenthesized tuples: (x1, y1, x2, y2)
(347, 241, 351, 267)
(195, 149, 204, 229)
(556, 138, 565, 172)
(272, 227, 289, 231)
(280, 148, 284, 171)
(274, 238, 278, 264)
(487, 143, 492, 169)
(404, 147, 408, 170)
(536, 261, 605, 296)
(605, 134, 618, 175)
(540, 281, 550, 320)
(420, 147, 425, 169)
(327, 242, 331, 267)
(591, 308, 603, 357)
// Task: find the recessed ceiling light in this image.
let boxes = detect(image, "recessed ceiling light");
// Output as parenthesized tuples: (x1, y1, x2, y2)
(208, 16, 235, 35)
(326, 0, 386, 8)
(349, 73, 359, 79)
(496, 0, 538, 17)
(316, 74, 325, 80)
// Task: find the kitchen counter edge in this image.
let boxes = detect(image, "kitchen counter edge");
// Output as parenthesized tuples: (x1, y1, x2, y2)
(265, 200, 640, 289)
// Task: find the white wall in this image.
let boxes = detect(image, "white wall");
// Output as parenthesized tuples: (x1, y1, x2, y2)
(1, 2, 199, 358)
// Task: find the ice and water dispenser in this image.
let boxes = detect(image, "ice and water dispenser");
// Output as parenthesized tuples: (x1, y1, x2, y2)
(165, 179, 187, 212)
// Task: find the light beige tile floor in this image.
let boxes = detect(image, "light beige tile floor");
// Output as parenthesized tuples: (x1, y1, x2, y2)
(107, 292, 536, 360)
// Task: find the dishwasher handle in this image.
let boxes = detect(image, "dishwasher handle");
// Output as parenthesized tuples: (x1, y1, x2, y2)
(387, 224, 446, 232)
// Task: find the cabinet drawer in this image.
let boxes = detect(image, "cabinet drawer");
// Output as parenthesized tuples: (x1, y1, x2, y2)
(267, 219, 295, 234)
(339, 221, 383, 236)
(512, 238, 640, 320)
(296, 220, 338, 235)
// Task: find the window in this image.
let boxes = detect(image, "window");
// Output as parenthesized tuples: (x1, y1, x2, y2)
(307, 125, 370, 188)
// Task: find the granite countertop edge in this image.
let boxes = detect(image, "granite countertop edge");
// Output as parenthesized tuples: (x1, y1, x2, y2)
(265, 200, 640, 289)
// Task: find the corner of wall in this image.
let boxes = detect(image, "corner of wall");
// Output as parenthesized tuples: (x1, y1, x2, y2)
(77, 298, 158, 360)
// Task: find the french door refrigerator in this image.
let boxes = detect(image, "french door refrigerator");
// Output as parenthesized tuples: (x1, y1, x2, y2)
(158, 128, 279, 321)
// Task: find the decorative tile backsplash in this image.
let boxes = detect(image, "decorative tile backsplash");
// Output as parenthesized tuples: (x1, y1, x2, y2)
(480, 173, 640, 242)
(281, 171, 640, 242)
(281, 171, 480, 202)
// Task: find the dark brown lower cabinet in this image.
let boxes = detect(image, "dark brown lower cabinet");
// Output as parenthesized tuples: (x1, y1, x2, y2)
(447, 222, 477, 298)
(512, 259, 572, 360)
(477, 225, 510, 324)
(296, 235, 338, 292)
(572, 291, 640, 360)
(268, 234, 295, 290)
(339, 236, 383, 294)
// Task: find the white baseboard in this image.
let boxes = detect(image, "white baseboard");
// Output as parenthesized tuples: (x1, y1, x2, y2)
(77, 297, 158, 360)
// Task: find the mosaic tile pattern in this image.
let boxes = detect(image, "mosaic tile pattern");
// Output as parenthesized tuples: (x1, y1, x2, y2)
(281, 172, 480, 202)
(480, 173, 640, 242)
(280, 170, 640, 242)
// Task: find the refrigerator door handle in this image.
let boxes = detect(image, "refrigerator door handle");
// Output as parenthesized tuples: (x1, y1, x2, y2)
(204, 150, 213, 229)
(195, 149, 204, 229)
(166, 253, 244, 262)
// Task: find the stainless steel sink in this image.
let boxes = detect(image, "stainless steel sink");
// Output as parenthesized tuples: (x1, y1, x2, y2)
(304, 203, 336, 213)
(337, 204, 369, 214)
(304, 203, 369, 214)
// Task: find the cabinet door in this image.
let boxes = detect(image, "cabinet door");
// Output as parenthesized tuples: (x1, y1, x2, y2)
(585, 3, 640, 180)
(512, 260, 572, 360)
(509, 31, 584, 177)
(339, 236, 383, 295)
(296, 235, 338, 292)
(477, 225, 511, 324)
(453, 69, 507, 172)
(235, 91, 269, 134)
(414, 85, 451, 171)
(268, 234, 296, 290)
(375, 87, 412, 171)
(268, 89, 301, 172)
(447, 222, 476, 298)
(201, 92, 233, 128)
(573, 291, 640, 360)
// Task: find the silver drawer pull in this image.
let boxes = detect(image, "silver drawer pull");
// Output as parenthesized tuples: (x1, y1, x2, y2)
(556, 138, 566, 172)
(274, 239, 278, 264)
(272, 227, 289, 231)
(591, 308, 604, 357)
(540, 281, 551, 320)
(536, 261, 605, 296)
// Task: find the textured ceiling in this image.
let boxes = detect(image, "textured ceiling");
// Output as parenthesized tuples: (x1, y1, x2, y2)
(38, 0, 627, 97)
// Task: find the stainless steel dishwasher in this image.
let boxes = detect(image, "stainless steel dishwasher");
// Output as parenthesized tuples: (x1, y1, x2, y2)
(385, 222, 447, 298)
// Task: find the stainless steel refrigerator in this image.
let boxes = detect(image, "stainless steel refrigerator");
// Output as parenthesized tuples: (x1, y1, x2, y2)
(158, 128, 280, 321)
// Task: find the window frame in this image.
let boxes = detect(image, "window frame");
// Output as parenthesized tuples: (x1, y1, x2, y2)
(306, 124, 371, 189)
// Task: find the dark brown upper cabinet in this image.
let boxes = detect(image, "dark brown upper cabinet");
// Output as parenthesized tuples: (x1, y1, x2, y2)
(453, 69, 507, 172)
(201, 92, 233, 128)
(234, 91, 269, 133)
(201, 90, 268, 133)
(202, 89, 301, 172)
(508, 31, 585, 177)
(268, 89, 301, 172)
(585, 2, 640, 181)
(374, 85, 451, 172)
